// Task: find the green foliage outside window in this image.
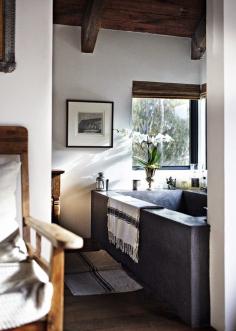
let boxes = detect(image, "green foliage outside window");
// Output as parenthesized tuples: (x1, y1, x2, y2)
(132, 98, 190, 168)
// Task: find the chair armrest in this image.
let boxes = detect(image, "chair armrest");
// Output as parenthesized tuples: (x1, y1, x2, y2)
(25, 216, 83, 249)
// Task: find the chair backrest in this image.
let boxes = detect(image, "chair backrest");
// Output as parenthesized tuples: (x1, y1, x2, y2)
(0, 126, 30, 241)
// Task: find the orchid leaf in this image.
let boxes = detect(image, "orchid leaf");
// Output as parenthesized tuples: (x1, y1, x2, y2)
(134, 157, 149, 167)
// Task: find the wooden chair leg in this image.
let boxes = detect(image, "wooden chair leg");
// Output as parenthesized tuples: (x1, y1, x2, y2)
(47, 247, 65, 331)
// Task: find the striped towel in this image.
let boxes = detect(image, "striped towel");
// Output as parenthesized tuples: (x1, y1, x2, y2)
(107, 194, 160, 263)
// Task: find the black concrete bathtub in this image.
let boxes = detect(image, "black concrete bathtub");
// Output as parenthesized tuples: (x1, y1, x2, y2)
(119, 189, 207, 217)
(91, 189, 209, 328)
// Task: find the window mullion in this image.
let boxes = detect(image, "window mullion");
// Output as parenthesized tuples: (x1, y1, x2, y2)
(190, 100, 198, 165)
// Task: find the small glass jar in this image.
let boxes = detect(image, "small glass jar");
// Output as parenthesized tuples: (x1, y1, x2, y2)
(96, 172, 105, 191)
(190, 164, 199, 188)
(132, 179, 140, 191)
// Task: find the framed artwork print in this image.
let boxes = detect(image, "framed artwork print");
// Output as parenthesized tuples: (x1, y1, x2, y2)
(66, 100, 114, 148)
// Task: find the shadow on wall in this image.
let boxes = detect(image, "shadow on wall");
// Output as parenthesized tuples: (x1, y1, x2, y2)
(55, 135, 133, 237)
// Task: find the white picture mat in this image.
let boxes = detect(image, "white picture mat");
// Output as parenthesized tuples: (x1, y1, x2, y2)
(67, 101, 113, 147)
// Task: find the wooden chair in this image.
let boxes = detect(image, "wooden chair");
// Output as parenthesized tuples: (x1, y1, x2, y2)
(0, 126, 83, 331)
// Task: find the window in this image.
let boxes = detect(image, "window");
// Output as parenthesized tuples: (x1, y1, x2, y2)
(132, 98, 198, 169)
(132, 81, 207, 170)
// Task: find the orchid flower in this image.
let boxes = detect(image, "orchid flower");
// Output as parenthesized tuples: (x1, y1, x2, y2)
(133, 131, 173, 169)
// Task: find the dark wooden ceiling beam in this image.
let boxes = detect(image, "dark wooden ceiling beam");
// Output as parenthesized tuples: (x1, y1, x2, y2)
(54, 0, 205, 39)
(81, 0, 106, 53)
(191, 15, 206, 60)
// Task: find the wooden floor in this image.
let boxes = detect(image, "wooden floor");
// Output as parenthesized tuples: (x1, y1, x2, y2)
(64, 247, 214, 331)
(64, 286, 213, 331)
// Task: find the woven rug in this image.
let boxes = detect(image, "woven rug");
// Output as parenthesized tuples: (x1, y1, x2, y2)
(65, 250, 142, 296)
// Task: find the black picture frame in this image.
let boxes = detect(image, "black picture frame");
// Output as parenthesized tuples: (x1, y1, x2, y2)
(0, 0, 16, 73)
(66, 100, 114, 148)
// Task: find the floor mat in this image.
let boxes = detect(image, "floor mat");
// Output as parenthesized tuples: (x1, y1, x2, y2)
(65, 250, 143, 296)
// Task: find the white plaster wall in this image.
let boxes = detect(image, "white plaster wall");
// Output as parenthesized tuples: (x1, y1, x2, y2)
(224, 0, 236, 330)
(0, 1, 52, 225)
(53, 25, 202, 237)
(207, 0, 225, 330)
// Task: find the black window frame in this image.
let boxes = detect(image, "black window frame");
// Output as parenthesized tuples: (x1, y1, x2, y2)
(132, 99, 199, 170)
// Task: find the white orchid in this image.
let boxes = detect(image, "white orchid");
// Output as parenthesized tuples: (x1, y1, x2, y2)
(133, 131, 174, 169)
(114, 128, 132, 138)
(134, 132, 174, 146)
(162, 133, 174, 143)
(114, 129, 174, 147)
(132, 131, 148, 144)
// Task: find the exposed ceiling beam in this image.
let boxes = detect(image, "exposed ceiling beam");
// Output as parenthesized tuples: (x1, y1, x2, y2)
(53, 0, 206, 40)
(191, 16, 206, 60)
(81, 0, 106, 53)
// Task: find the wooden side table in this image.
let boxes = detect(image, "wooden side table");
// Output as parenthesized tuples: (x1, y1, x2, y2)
(51, 170, 65, 224)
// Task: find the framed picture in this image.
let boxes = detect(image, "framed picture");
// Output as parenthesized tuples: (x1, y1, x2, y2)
(0, 0, 16, 73)
(66, 100, 114, 148)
